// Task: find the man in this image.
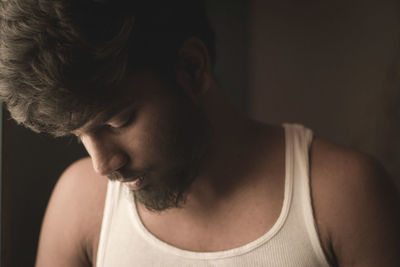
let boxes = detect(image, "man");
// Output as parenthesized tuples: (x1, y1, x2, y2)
(0, 0, 399, 266)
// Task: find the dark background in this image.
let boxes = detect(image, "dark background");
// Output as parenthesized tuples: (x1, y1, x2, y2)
(2, 0, 400, 266)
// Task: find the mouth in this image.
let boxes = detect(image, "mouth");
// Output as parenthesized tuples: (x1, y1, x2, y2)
(122, 175, 146, 191)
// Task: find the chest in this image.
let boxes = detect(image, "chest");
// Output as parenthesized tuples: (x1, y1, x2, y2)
(137, 184, 285, 252)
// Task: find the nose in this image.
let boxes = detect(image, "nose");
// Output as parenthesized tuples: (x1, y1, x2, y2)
(81, 134, 128, 176)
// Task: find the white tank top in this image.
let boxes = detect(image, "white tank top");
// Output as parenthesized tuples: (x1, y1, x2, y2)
(96, 124, 331, 267)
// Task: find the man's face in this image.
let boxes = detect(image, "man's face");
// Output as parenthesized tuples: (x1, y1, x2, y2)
(75, 71, 211, 211)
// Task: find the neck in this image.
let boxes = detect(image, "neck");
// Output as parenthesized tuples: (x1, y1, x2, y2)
(181, 84, 265, 212)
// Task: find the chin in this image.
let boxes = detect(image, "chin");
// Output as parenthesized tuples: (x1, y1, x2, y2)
(132, 167, 197, 212)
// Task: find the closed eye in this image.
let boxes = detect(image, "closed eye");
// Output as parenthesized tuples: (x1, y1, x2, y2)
(106, 111, 136, 130)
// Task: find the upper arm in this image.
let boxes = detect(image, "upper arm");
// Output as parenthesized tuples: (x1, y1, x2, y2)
(35, 158, 107, 267)
(311, 138, 400, 267)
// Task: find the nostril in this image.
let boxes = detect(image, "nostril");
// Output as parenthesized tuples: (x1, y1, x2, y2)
(112, 153, 128, 171)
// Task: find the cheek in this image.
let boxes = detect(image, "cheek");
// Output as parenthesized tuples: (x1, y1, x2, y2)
(122, 92, 207, 167)
(121, 105, 178, 165)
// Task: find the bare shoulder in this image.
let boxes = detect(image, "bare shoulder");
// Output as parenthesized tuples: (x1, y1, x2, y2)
(36, 157, 108, 267)
(310, 137, 400, 267)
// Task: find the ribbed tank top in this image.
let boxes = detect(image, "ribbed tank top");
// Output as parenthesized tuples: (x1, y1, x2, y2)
(96, 124, 331, 267)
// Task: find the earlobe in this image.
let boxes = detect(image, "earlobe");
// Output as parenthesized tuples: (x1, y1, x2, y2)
(176, 37, 212, 99)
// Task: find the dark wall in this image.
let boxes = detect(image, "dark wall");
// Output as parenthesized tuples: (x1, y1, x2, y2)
(3, 117, 87, 267)
(206, 0, 249, 111)
(247, 0, 400, 186)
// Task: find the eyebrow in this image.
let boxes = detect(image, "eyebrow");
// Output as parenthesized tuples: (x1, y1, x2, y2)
(72, 104, 136, 136)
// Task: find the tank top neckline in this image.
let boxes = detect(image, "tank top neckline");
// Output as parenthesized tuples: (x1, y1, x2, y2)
(126, 125, 294, 260)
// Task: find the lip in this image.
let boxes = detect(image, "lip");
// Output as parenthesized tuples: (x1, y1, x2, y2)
(122, 175, 146, 190)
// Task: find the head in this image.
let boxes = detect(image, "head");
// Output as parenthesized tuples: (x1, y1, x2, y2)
(0, 0, 217, 211)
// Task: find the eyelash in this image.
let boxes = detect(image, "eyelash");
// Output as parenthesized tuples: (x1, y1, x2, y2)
(74, 111, 136, 143)
(108, 112, 136, 130)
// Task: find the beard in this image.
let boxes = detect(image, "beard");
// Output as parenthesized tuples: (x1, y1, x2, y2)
(132, 163, 198, 212)
(130, 88, 211, 212)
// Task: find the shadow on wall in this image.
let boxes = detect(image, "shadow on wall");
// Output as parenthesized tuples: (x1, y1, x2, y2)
(247, 0, 400, 187)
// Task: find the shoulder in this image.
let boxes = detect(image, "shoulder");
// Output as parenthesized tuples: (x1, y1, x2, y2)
(310, 137, 400, 266)
(56, 157, 109, 257)
(309, 137, 387, 194)
(36, 157, 108, 267)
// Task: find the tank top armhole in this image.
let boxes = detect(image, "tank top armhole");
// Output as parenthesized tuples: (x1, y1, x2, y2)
(95, 180, 118, 267)
(296, 125, 331, 266)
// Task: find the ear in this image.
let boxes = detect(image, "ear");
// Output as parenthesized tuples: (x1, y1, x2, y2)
(176, 37, 212, 100)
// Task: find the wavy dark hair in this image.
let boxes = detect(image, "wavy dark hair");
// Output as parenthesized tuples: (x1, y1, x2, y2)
(0, 0, 215, 136)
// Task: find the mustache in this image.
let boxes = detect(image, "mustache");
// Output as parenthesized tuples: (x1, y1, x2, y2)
(107, 171, 124, 181)
(107, 170, 146, 182)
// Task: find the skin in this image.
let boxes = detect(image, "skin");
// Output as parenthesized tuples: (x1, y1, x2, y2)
(75, 70, 212, 212)
(35, 38, 400, 267)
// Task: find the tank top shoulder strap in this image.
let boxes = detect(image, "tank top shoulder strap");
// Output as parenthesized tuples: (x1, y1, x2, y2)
(283, 123, 330, 266)
(96, 180, 125, 266)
